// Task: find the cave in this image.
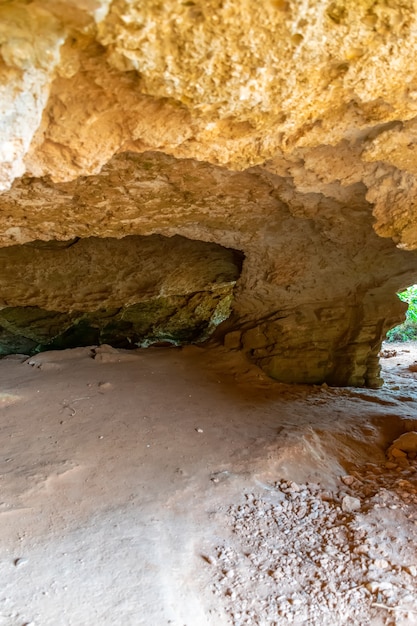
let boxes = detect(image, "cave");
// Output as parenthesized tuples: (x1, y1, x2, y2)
(3, 150, 417, 387)
(0, 234, 243, 354)
(2, 1, 417, 624)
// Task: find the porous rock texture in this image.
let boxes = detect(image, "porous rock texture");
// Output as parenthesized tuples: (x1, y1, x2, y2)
(2, 0, 417, 385)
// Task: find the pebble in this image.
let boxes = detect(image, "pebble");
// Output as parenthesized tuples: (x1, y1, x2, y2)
(341, 495, 361, 513)
(377, 582, 394, 591)
(209, 458, 417, 626)
(390, 447, 407, 458)
(288, 481, 300, 492)
(370, 559, 389, 569)
(366, 581, 381, 593)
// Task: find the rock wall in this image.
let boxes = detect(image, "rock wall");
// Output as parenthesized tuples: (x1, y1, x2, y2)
(0, 233, 242, 354)
(2, 1, 417, 385)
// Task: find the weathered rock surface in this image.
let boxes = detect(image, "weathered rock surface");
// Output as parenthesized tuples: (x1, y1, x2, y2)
(2, 1, 417, 384)
(0, 234, 241, 354)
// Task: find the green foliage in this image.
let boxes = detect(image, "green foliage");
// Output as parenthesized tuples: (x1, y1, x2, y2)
(386, 319, 417, 342)
(397, 284, 417, 321)
(386, 285, 417, 342)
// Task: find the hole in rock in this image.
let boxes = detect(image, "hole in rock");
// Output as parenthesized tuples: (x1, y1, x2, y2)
(0, 234, 244, 356)
(385, 284, 417, 344)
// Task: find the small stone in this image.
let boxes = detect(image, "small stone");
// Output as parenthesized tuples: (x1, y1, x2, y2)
(203, 555, 217, 566)
(366, 581, 393, 593)
(371, 559, 389, 569)
(288, 481, 300, 492)
(405, 565, 417, 577)
(195, 428, 204, 433)
(98, 381, 112, 391)
(385, 461, 398, 469)
(14, 557, 28, 567)
(341, 475, 355, 486)
(341, 495, 361, 512)
(390, 447, 407, 458)
(320, 491, 334, 502)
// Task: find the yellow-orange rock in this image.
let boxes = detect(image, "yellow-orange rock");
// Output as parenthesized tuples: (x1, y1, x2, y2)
(1, 1, 417, 385)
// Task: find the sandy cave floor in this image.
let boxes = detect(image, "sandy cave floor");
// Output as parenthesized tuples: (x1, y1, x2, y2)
(1, 343, 417, 625)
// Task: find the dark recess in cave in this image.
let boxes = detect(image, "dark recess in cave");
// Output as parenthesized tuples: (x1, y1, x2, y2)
(0, 234, 244, 356)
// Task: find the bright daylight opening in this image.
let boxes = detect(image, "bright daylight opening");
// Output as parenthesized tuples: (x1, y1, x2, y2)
(386, 285, 417, 343)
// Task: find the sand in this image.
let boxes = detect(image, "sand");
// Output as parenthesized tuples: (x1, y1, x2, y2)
(0, 342, 417, 625)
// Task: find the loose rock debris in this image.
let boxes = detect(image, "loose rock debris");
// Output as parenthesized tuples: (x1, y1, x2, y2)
(388, 432, 417, 461)
(207, 461, 417, 626)
(380, 350, 398, 359)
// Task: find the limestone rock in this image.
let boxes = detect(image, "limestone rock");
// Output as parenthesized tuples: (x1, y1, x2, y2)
(0, 2, 65, 190)
(391, 432, 417, 454)
(341, 495, 361, 513)
(390, 448, 408, 459)
(387, 432, 417, 464)
(1, 1, 417, 384)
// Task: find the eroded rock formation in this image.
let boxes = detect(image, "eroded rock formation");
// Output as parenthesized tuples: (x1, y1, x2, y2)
(0, 233, 242, 354)
(2, 0, 417, 385)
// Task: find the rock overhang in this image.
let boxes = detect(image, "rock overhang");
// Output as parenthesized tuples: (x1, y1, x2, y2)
(2, 1, 417, 385)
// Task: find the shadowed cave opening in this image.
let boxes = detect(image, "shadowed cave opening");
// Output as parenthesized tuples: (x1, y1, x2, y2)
(0, 234, 244, 356)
